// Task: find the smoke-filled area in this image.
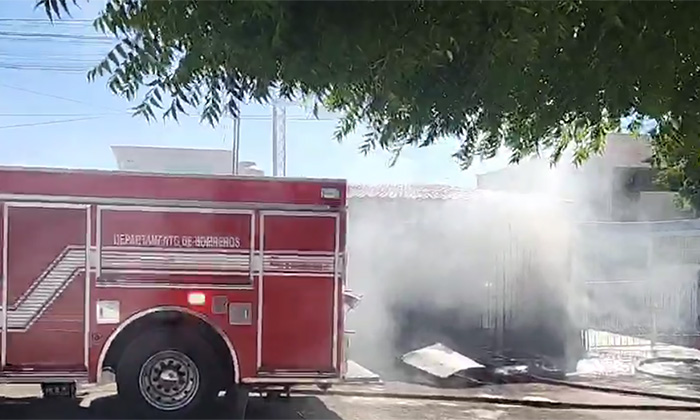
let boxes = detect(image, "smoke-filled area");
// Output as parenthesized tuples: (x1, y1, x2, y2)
(345, 188, 579, 376)
(345, 142, 700, 379)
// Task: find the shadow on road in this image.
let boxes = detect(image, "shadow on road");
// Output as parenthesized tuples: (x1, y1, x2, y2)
(0, 394, 343, 419)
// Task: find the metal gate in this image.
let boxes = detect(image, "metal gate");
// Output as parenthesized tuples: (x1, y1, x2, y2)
(479, 215, 575, 360)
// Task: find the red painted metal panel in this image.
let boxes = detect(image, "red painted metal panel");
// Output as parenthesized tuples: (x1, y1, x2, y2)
(90, 288, 257, 381)
(6, 278, 85, 370)
(0, 168, 346, 208)
(5, 206, 86, 369)
(0, 168, 348, 383)
(99, 210, 252, 285)
(263, 216, 336, 252)
(101, 210, 252, 249)
(260, 213, 339, 372)
(260, 276, 335, 371)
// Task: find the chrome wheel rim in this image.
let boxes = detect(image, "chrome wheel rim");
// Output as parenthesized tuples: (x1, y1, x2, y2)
(138, 350, 200, 411)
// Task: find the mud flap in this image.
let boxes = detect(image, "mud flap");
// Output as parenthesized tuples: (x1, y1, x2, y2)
(225, 385, 250, 419)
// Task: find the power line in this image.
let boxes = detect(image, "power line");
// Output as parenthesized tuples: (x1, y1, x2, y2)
(0, 37, 112, 46)
(0, 63, 88, 72)
(0, 114, 336, 132)
(0, 52, 106, 60)
(0, 112, 114, 117)
(0, 18, 92, 23)
(0, 109, 338, 121)
(0, 116, 107, 130)
(242, 115, 338, 122)
(0, 31, 111, 41)
(0, 83, 337, 124)
(0, 106, 337, 118)
(0, 35, 112, 45)
(0, 83, 126, 113)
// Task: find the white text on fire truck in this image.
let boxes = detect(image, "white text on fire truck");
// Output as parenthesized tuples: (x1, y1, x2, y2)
(112, 233, 242, 248)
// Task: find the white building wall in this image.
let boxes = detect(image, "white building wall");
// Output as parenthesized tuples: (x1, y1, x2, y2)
(111, 145, 264, 176)
(475, 133, 689, 221)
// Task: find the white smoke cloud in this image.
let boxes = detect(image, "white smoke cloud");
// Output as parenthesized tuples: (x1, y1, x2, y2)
(344, 133, 699, 378)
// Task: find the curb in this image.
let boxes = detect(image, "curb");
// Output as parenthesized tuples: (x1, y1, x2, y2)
(533, 375, 700, 405)
(294, 388, 700, 411)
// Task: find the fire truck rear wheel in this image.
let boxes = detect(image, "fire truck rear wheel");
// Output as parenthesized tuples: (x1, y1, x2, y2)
(116, 328, 220, 418)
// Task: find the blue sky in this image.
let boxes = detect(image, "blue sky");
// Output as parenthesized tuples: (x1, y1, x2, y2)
(0, 0, 508, 186)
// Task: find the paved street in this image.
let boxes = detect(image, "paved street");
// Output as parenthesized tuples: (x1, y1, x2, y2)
(318, 396, 700, 420)
(1, 383, 699, 420)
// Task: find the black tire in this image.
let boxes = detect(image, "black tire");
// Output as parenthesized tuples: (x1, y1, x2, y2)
(116, 327, 221, 418)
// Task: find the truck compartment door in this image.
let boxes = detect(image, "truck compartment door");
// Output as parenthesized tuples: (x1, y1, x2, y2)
(2, 204, 89, 372)
(259, 211, 340, 373)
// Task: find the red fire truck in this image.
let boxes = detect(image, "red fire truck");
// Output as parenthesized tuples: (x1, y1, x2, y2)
(0, 166, 350, 416)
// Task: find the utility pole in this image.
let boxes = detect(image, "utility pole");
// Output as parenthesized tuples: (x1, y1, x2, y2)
(231, 115, 241, 175)
(272, 100, 287, 177)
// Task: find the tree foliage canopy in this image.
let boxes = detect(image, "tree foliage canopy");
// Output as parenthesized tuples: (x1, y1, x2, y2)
(39, 0, 700, 207)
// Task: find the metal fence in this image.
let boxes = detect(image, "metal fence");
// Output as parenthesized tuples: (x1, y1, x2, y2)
(577, 220, 700, 351)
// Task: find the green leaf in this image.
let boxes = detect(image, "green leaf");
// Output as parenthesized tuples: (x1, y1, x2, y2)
(107, 51, 119, 66)
(115, 43, 127, 59)
(33, 0, 700, 210)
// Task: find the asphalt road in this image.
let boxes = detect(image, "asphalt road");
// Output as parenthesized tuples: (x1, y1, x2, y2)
(0, 384, 699, 420)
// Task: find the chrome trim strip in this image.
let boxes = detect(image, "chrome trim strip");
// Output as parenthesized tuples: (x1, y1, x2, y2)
(96, 306, 241, 384)
(95, 282, 254, 290)
(1, 203, 7, 368)
(256, 212, 264, 370)
(96, 206, 102, 277)
(99, 270, 249, 277)
(0, 194, 335, 212)
(258, 210, 341, 218)
(242, 377, 342, 384)
(99, 249, 335, 274)
(98, 205, 254, 215)
(4, 201, 89, 209)
(332, 212, 340, 370)
(262, 254, 335, 273)
(253, 272, 334, 278)
(257, 369, 337, 377)
(84, 206, 91, 370)
(0, 372, 88, 384)
(0, 371, 87, 377)
(257, 250, 337, 255)
(99, 269, 250, 276)
(102, 254, 250, 271)
(249, 210, 256, 281)
(98, 270, 332, 278)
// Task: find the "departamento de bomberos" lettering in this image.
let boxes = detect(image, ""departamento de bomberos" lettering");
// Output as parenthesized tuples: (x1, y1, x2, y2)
(112, 233, 241, 249)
